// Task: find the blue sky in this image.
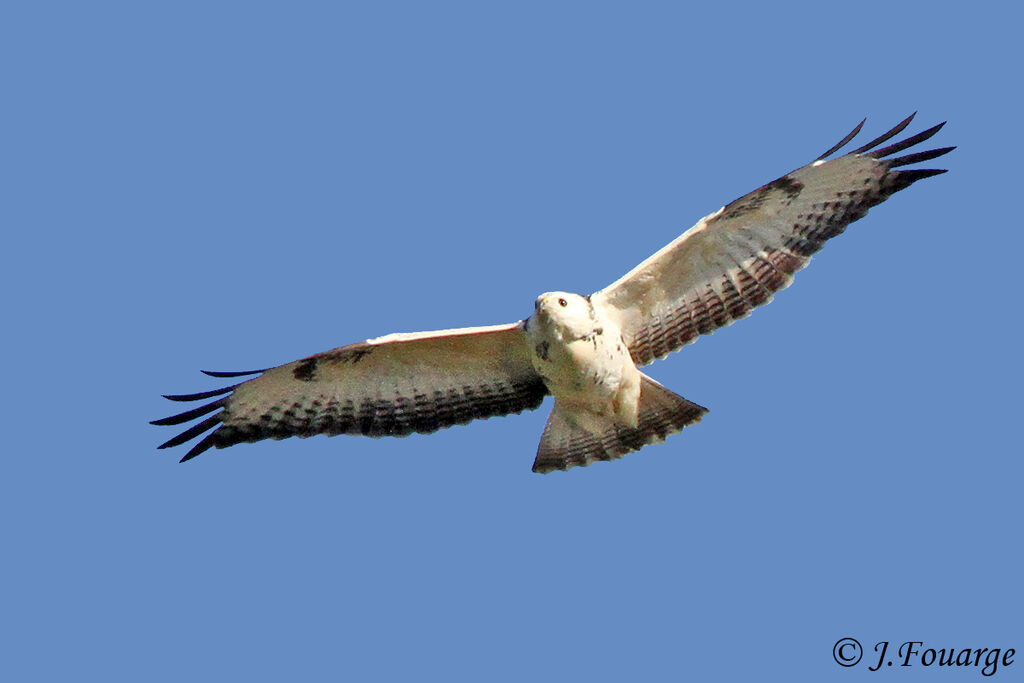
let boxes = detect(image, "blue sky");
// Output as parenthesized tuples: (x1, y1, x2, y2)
(4, 2, 1021, 681)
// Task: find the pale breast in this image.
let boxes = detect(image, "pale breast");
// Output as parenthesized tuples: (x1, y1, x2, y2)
(527, 309, 636, 412)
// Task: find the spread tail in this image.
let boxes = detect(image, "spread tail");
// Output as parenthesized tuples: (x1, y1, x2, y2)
(532, 374, 707, 473)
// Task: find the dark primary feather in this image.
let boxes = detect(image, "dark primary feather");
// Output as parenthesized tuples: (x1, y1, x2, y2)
(152, 373, 241, 459)
(201, 368, 268, 378)
(162, 384, 241, 402)
(887, 147, 957, 168)
(816, 118, 865, 160)
(178, 432, 220, 462)
(150, 399, 226, 426)
(868, 121, 947, 159)
(849, 112, 915, 154)
(156, 415, 223, 451)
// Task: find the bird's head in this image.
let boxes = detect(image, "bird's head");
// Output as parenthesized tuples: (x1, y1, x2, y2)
(532, 291, 596, 340)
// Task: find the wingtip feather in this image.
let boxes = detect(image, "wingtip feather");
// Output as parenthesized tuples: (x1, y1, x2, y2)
(201, 368, 268, 378)
(162, 384, 240, 402)
(150, 399, 225, 426)
(849, 113, 917, 154)
(868, 121, 947, 159)
(817, 118, 866, 160)
(179, 433, 218, 462)
(156, 415, 222, 450)
(885, 168, 948, 193)
(886, 146, 956, 168)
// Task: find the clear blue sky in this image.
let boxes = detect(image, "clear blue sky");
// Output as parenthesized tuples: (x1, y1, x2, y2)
(4, 2, 1020, 681)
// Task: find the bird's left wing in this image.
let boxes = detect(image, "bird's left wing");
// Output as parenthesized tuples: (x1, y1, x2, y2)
(152, 322, 547, 461)
(592, 115, 954, 366)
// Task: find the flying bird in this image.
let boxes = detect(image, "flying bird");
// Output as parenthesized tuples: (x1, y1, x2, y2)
(153, 114, 953, 473)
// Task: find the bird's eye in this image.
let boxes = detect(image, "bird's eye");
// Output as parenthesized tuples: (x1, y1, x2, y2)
(558, 298, 568, 307)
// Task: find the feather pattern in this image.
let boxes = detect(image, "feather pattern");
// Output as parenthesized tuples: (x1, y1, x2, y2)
(593, 116, 953, 366)
(153, 323, 547, 461)
(533, 374, 707, 473)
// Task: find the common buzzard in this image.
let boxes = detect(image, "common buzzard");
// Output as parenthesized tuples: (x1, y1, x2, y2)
(154, 115, 952, 472)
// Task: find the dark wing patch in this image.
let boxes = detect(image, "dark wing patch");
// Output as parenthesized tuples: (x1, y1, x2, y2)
(595, 114, 954, 366)
(153, 323, 547, 462)
(292, 357, 318, 382)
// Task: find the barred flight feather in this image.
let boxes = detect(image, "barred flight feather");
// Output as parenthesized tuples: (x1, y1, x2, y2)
(594, 114, 953, 367)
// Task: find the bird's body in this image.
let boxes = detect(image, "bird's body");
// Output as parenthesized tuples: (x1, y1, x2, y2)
(527, 292, 638, 429)
(154, 115, 953, 472)
(523, 291, 707, 471)
(527, 292, 645, 435)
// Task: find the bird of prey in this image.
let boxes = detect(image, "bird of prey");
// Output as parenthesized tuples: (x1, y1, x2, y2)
(153, 114, 952, 473)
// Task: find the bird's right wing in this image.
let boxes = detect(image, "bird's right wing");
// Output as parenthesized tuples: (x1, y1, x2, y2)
(152, 322, 547, 461)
